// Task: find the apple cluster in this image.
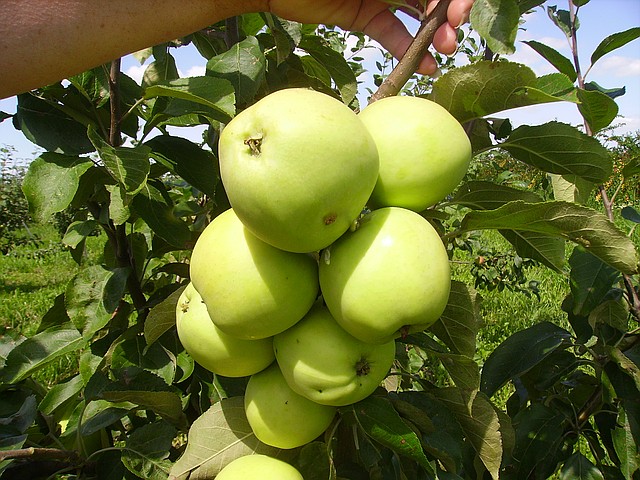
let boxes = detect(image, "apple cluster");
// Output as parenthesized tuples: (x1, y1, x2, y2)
(177, 88, 471, 470)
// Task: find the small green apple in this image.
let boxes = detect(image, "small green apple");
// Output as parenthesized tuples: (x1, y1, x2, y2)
(218, 88, 379, 253)
(190, 208, 318, 339)
(274, 305, 396, 406)
(216, 454, 303, 480)
(244, 363, 337, 449)
(175, 283, 275, 377)
(358, 95, 471, 212)
(319, 207, 451, 344)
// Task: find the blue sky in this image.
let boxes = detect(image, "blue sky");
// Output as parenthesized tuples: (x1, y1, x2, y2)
(1, 0, 639, 160)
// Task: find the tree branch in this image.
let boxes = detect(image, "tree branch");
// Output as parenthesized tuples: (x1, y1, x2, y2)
(0, 447, 80, 463)
(369, 0, 452, 103)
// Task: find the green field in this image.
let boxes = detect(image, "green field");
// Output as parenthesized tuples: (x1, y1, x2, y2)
(0, 224, 105, 385)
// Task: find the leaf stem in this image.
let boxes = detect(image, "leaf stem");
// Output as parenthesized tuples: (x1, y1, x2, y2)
(369, 0, 452, 103)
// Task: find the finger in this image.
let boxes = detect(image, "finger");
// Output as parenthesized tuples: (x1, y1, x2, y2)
(433, 22, 458, 55)
(361, 8, 438, 75)
(447, 0, 474, 27)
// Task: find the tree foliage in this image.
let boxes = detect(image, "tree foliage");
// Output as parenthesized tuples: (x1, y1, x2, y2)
(0, 1, 639, 479)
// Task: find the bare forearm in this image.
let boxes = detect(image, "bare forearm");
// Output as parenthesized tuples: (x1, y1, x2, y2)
(0, 0, 267, 99)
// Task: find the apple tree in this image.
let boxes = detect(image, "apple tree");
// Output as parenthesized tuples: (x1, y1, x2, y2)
(0, 0, 639, 479)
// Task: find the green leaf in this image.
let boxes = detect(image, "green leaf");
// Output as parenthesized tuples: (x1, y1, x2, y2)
(144, 76, 235, 123)
(85, 369, 185, 425)
(501, 122, 612, 184)
(142, 50, 179, 88)
(435, 352, 480, 390)
(170, 397, 289, 479)
(262, 14, 301, 65)
(585, 81, 626, 99)
(480, 321, 572, 397)
(450, 182, 566, 270)
(21, 153, 94, 223)
(392, 392, 465, 474)
(39, 374, 84, 415)
(36, 293, 71, 333)
(431, 62, 578, 124)
(146, 136, 219, 198)
(550, 173, 594, 204)
(68, 67, 111, 108)
(433, 388, 505, 480)
(14, 93, 94, 155)
(470, 0, 519, 55)
(298, 35, 358, 105)
(569, 246, 621, 316)
(88, 126, 150, 200)
(460, 201, 639, 274)
(500, 229, 566, 272)
(429, 280, 481, 357)
(131, 182, 191, 249)
(112, 335, 175, 386)
(622, 206, 640, 223)
(300, 55, 333, 87)
(518, 0, 546, 14)
(577, 88, 619, 134)
(347, 395, 434, 474)
(206, 36, 265, 106)
(622, 156, 640, 179)
(431, 61, 535, 123)
(533, 73, 578, 102)
(62, 220, 99, 249)
(65, 265, 130, 340)
(145, 285, 185, 347)
(590, 299, 629, 333)
(508, 402, 568, 479)
(0, 325, 86, 384)
(547, 6, 575, 38)
(451, 181, 543, 209)
(523, 41, 577, 82)
(0, 393, 37, 436)
(295, 442, 333, 480)
(590, 27, 640, 67)
(106, 184, 131, 225)
(612, 408, 640, 479)
(122, 421, 177, 480)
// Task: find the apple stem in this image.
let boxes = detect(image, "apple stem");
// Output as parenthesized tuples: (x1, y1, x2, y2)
(368, 0, 452, 103)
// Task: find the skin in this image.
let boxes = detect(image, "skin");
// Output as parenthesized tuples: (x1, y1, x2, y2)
(1, 0, 473, 99)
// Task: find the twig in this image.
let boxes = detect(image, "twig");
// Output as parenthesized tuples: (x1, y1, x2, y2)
(0, 447, 80, 463)
(369, 0, 452, 103)
(108, 58, 122, 147)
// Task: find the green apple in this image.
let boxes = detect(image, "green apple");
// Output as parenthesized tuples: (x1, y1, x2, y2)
(244, 363, 337, 449)
(274, 305, 396, 406)
(216, 454, 303, 480)
(319, 207, 451, 344)
(175, 283, 275, 377)
(358, 95, 471, 212)
(218, 88, 379, 253)
(190, 208, 319, 339)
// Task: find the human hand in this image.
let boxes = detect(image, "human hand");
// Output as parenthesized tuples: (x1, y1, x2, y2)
(268, 0, 474, 75)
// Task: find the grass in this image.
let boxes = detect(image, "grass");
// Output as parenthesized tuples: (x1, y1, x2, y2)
(0, 223, 104, 385)
(450, 230, 571, 360)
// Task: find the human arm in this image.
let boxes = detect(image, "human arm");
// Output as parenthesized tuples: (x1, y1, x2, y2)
(0, 0, 473, 99)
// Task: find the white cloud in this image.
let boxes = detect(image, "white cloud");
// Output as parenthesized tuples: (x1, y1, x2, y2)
(592, 55, 640, 78)
(182, 65, 206, 78)
(125, 64, 146, 83)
